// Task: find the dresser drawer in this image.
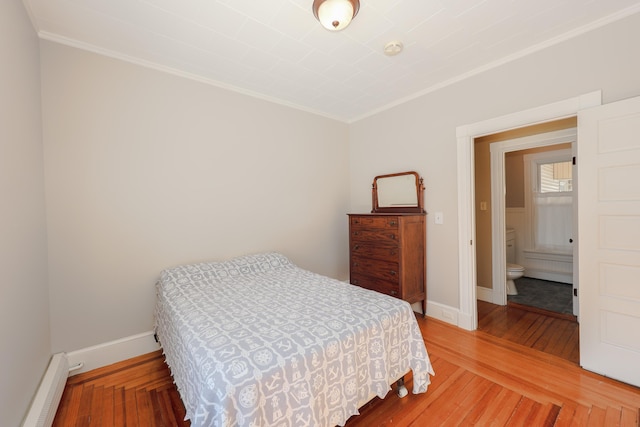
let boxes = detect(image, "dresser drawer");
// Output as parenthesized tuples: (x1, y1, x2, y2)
(350, 272, 400, 297)
(350, 256, 399, 283)
(351, 228, 398, 245)
(350, 215, 399, 230)
(350, 244, 399, 261)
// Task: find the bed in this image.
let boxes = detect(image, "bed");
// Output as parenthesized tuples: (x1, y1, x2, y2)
(155, 252, 434, 427)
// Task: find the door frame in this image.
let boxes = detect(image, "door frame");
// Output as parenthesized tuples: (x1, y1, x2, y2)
(489, 130, 576, 307)
(455, 91, 601, 331)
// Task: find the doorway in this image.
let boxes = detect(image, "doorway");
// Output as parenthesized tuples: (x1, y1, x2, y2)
(473, 120, 577, 317)
(454, 91, 601, 331)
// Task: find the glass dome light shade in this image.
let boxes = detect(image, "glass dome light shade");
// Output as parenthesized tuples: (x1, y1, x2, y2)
(313, 0, 359, 31)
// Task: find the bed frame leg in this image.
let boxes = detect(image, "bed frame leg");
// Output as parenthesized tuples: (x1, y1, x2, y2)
(396, 377, 408, 398)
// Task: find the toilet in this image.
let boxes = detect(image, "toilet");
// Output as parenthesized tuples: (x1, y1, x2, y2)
(506, 228, 525, 295)
(506, 263, 524, 295)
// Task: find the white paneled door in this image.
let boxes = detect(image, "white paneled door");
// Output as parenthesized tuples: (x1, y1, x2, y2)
(578, 96, 640, 387)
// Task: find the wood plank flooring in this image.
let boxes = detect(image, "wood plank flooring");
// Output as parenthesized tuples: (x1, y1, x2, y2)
(53, 351, 189, 426)
(54, 310, 639, 426)
(477, 300, 580, 364)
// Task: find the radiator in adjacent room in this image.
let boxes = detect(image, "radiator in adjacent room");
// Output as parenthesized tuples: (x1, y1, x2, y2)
(22, 353, 68, 427)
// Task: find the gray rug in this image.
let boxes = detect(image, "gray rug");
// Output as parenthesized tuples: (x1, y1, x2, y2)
(508, 277, 573, 315)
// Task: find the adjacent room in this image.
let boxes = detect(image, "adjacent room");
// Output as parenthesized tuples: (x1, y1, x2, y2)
(3, 0, 640, 425)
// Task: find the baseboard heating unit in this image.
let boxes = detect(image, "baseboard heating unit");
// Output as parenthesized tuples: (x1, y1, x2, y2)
(22, 353, 69, 427)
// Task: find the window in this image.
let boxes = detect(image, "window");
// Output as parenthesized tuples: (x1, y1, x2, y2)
(539, 161, 572, 193)
(525, 150, 573, 253)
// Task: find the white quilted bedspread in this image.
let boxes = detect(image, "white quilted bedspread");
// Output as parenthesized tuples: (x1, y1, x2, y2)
(155, 252, 433, 427)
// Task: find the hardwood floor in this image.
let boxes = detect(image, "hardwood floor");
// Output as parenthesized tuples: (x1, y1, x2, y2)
(54, 313, 640, 426)
(53, 351, 189, 426)
(477, 300, 580, 364)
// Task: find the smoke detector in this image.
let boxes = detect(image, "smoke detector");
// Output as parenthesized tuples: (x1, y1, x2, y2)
(384, 41, 403, 56)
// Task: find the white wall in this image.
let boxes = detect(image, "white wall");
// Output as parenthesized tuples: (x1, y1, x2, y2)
(40, 41, 350, 353)
(349, 12, 640, 312)
(0, 0, 51, 425)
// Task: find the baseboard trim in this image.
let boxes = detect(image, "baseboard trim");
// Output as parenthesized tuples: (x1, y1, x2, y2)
(523, 270, 573, 284)
(22, 353, 68, 427)
(476, 286, 494, 303)
(425, 300, 460, 327)
(66, 331, 160, 376)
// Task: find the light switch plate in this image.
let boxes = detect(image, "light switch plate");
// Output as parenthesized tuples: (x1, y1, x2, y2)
(434, 212, 443, 224)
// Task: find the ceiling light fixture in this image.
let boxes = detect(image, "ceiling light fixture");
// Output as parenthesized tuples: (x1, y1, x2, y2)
(312, 0, 360, 32)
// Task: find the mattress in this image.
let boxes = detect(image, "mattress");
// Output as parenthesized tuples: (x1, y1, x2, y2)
(155, 252, 433, 426)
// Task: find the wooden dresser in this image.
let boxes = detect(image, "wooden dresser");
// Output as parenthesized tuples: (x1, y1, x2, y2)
(348, 213, 426, 315)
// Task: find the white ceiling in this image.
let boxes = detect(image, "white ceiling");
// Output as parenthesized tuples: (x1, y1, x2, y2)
(23, 0, 640, 122)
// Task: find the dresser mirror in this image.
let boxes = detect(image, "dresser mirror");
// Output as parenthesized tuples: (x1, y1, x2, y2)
(372, 171, 425, 213)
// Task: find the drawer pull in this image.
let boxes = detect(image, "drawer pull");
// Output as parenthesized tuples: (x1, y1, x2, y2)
(390, 234, 396, 240)
(391, 290, 398, 296)
(354, 262, 359, 267)
(354, 231, 360, 236)
(354, 244, 359, 250)
(390, 220, 397, 226)
(390, 270, 397, 276)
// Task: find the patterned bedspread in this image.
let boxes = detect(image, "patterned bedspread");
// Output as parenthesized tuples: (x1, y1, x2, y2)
(155, 252, 434, 427)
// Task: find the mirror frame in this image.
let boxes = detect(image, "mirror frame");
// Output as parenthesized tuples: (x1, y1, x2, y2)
(372, 171, 425, 213)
